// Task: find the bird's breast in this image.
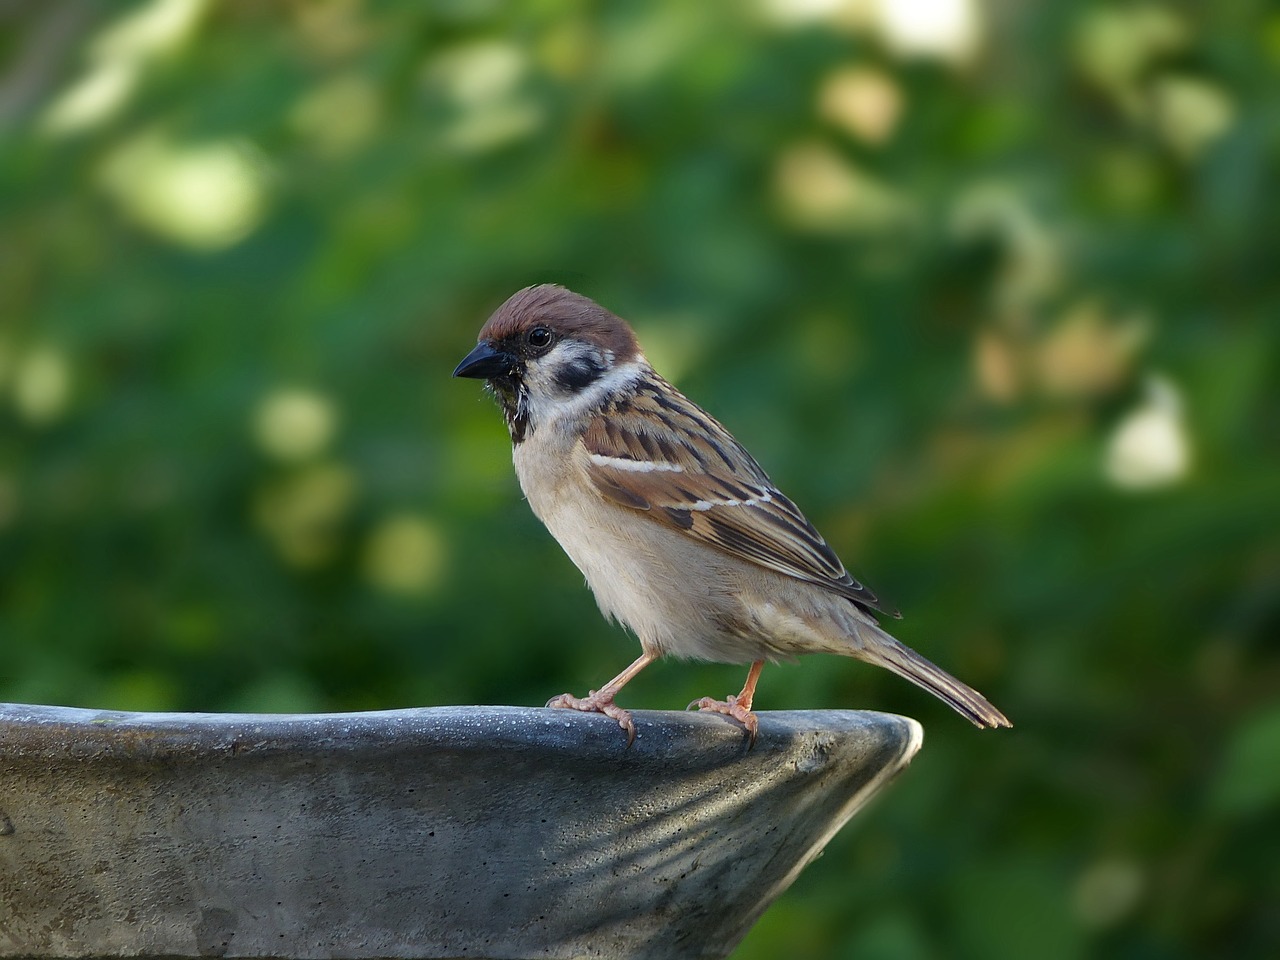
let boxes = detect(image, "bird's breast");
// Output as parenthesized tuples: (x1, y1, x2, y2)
(510, 432, 855, 665)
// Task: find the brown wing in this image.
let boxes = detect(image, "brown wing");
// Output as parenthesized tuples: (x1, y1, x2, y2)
(581, 375, 897, 617)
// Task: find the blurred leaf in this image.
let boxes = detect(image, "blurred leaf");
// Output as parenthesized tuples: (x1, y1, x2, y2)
(1210, 705, 1280, 817)
(948, 861, 1085, 960)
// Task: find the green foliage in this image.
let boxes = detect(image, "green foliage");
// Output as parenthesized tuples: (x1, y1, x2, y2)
(1, 1, 1276, 957)
(1211, 705, 1280, 817)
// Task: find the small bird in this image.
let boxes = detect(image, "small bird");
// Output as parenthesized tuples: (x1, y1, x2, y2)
(454, 284, 1010, 743)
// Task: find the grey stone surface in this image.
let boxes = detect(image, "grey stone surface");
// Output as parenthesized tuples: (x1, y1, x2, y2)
(0, 703, 922, 960)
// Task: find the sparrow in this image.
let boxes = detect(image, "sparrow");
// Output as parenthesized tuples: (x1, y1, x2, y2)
(454, 284, 1011, 743)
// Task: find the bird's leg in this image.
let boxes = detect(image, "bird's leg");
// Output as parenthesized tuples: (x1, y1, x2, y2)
(546, 651, 657, 746)
(688, 659, 765, 744)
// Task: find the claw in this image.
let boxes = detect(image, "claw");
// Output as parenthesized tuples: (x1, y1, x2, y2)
(544, 652, 655, 747)
(547, 691, 637, 747)
(689, 694, 759, 747)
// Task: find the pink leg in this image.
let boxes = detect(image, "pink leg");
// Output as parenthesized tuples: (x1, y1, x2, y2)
(689, 660, 764, 743)
(546, 652, 657, 746)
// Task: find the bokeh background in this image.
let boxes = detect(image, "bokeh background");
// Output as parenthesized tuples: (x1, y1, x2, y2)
(2, 1, 1277, 956)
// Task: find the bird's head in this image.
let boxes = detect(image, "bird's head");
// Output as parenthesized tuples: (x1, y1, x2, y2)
(453, 284, 642, 443)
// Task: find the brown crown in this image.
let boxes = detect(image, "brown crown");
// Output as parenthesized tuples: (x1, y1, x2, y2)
(479, 285, 641, 361)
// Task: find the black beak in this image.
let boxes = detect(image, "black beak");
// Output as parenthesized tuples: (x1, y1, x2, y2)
(453, 341, 516, 380)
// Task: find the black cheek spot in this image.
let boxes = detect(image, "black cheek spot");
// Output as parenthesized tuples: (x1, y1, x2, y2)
(554, 357, 606, 392)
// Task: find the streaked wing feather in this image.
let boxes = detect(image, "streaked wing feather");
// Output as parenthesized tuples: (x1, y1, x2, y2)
(582, 377, 894, 616)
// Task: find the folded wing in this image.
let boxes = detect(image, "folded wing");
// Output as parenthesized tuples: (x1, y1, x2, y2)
(581, 376, 896, 617)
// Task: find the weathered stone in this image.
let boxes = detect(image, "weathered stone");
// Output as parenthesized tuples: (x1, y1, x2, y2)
(0, 704, 921, 960)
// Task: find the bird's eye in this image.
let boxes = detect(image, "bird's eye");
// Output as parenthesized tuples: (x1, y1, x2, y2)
(526, 326, 553, 351)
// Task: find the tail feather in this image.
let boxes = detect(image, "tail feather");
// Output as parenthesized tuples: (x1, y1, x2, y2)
(859, 632, 1012, 729)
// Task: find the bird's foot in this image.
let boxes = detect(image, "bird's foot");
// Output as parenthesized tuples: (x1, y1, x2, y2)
(547, 691, 637, 746)
(688, 694, 759, 745)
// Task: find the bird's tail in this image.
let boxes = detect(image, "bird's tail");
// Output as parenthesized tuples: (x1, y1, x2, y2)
(856, 628, 1012, 729)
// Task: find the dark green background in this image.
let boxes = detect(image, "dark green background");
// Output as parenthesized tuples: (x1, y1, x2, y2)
(2, 2, 1277, 957)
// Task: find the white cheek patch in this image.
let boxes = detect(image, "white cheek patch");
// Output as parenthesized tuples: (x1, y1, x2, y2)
(528, 356, 648, 429)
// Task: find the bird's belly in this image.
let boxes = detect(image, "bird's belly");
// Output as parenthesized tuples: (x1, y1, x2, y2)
(530, 491, 699, 652)
(515, 450, 829, 663)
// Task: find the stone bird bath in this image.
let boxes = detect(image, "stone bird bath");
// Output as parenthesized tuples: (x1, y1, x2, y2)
(0, 704, 921, 960)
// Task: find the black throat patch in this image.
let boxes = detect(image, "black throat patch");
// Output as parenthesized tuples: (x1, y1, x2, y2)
(487, 378, 530, 445)
(506, 400, 529, 444)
